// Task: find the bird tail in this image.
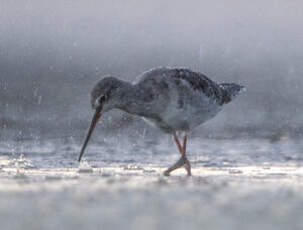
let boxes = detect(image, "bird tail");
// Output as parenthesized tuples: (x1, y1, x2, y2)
(219, 83, 246, 104)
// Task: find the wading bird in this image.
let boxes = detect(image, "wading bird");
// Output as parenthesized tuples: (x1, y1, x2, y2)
(78, 67, 245, 176)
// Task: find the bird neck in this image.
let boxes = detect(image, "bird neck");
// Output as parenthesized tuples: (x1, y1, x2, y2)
(113, 81, 147, 115)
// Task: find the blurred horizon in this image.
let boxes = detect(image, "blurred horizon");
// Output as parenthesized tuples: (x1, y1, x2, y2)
(1, 0, 303, 141)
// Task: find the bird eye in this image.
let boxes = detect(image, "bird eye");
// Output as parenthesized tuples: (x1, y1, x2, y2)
(99, 95, 106, 104)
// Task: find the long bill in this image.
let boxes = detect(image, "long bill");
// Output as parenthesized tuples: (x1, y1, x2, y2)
(78, 109, 102, 162)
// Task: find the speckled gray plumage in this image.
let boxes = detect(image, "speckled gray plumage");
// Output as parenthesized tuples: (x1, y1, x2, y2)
(91, 67, 245, 133)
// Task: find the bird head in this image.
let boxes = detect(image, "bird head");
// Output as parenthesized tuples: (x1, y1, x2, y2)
(78, 76, 122, 162)
(91, 76, 122, 112)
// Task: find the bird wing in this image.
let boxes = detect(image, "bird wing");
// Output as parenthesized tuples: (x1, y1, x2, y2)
(137, 67, 223, 104)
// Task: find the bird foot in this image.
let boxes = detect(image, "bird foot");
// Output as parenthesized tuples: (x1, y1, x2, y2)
(163, 156, 191, 176)
(163, 170, 171, 176)
(184, 158, 192, 176)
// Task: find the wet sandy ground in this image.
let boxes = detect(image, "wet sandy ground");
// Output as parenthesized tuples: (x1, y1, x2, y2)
(1, 163, 303, 230)
(1, 138, 303, 230)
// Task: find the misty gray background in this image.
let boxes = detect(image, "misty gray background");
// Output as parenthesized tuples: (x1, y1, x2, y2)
(1, 0, 302, 141)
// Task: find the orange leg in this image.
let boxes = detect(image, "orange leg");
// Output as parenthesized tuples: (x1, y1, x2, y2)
(182, 135, 191, 176)
(173, 132, 183, 154)
(164, 133, 191, 176)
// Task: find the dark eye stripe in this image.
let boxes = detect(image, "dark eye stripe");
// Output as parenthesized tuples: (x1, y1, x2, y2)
(99, 95, 106, 104)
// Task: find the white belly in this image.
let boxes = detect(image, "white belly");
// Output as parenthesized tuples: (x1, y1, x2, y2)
(141, 100, 222, 132)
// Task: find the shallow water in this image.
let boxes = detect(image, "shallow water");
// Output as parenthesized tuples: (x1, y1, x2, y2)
(1, 137, 303, 230)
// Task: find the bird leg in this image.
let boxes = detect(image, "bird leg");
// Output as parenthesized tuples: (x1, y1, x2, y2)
(163, 133, 191, 176)
(182, 134, 191, 176)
